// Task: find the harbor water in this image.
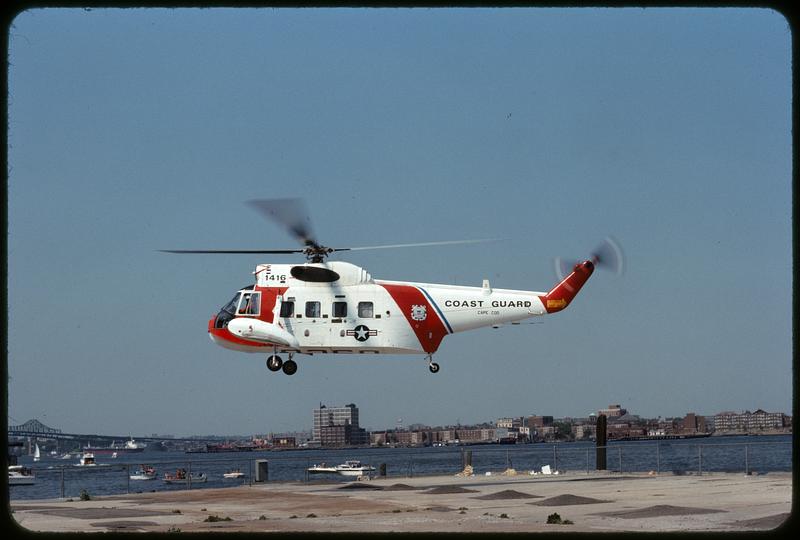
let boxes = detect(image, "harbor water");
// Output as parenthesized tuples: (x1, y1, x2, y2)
(8, 434, 791, 501)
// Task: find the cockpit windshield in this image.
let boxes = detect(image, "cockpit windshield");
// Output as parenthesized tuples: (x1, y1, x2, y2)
(214, 286, 254, 329)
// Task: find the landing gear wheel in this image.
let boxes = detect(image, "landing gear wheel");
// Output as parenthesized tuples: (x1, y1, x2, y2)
(429, 362, 440, 374)
(282, 359, 298, 375)
(266, 355, 283, 372)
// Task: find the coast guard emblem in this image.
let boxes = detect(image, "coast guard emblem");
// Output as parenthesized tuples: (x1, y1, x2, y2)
(411, 305, 427, 321)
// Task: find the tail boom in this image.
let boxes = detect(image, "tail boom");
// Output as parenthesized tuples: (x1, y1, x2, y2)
(539, 260, 595, 313)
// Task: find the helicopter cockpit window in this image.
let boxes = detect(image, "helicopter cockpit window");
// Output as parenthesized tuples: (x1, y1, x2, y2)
(280, 300, 295, 318)
(214, 293, 242, 328)
(237, 292, 260, 316)
(305, 301, 321, 318)
(358, 301, 374, 318)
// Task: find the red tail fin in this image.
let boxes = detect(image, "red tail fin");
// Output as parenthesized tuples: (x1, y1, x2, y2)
(539, 260, 595, 313)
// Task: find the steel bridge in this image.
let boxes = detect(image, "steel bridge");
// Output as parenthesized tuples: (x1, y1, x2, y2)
(7, 418, 223, 446)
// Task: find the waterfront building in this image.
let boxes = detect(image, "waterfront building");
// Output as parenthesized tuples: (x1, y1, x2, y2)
(714, 409, 787, 432)
(527, 415, 554, 428)
(319, 424, 368, 447)
(598, 404, 627, 418)
(574, 423, 595, 440)
(495, 417, 523, 429)
(313, 403, 368, 446)
(394, 430, 425, 446)
(455, 428, 495, 443)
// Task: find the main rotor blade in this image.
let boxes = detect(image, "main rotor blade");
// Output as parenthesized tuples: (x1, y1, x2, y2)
(343, 238, 504, 252)
(159, 249, 304, 254)
(245, 198, 318, 248)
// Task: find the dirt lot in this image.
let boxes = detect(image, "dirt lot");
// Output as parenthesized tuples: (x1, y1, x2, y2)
(9, 471, 793, 533)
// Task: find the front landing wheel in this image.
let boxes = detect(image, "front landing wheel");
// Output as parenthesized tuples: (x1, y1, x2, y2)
(266, 355, 283, 372)
(429, 362, 440, 374)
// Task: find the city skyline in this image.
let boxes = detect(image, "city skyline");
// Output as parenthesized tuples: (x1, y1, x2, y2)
(9, 399, 791, 440)
(7, 8, 792, 437)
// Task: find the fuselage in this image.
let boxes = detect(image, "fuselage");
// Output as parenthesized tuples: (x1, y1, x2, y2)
(208, 260, 593, 356)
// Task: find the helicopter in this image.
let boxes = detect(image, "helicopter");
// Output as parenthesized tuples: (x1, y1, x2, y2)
(162, 199, 623, 375)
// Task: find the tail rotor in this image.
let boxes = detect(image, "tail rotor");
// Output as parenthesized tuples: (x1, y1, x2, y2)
(554, 236, 625, 280)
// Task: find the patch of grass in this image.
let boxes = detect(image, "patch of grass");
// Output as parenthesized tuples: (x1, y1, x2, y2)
(289, 515, 298, 519)
(458, 507, 468, 511)
(306, 513, 317, 518)
(79, 489, 91, 501)
(499, 513, 509, 519)
(459, 510, 466, 515)
(171, 509, 181, 514)
(259, 515, 267, 520)
(167, 527, 181, 533)
(204, 515, 233, 522)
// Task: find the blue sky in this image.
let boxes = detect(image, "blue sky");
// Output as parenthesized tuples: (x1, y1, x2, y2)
(7, 8, 792, 436)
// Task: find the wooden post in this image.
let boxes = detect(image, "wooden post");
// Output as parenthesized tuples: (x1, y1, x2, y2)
(596, 415, 607, 470)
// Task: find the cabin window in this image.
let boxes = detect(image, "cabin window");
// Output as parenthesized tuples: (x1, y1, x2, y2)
(305, 301, 321, 318)
(332, 301, 347, 318)
(358, 301, 374, 318)
(237, 292, 260, 315)
(280, 300, 295, 318)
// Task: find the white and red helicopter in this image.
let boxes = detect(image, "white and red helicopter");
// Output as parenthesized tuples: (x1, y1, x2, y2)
(163, 199, 623, 375)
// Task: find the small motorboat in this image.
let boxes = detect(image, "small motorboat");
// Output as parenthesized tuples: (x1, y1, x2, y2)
(223, 468, 245, 479)
(334, 460, 376, 477)
(130, 465, 157, 480)
(8, 465, 36, 486)
(76, 453, 97, 466)
(307, 463, 338, 474)
(163, 469, 207, 484)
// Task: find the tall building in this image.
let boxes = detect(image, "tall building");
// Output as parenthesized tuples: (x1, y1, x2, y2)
(598, 404, 627, 418)
(312, 403, 367, 446)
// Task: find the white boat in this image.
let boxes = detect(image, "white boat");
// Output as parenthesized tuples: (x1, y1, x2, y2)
(334, 460, 376, 477)
(130, 465, 157, 481)
(223, 469, 245, 479)
(125, 438, 147, 451)
(76, 452, 97, 466)
(33, 444, 41, 462)
(163, 469, 207, 484)
(111, 452, 118, 459)
(307, 463, 338, 474)
(8, 465, 36, 486)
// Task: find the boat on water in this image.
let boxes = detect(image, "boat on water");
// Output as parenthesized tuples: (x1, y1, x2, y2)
(334, 460, 376, 476)
(76, 453, 97, 466)
(130, 465, 157, 480)
(83, 438, 147, 455)
(8, 465, 36, 486)
(163, 469, 207, 484)
(223, 468, 246, 479)
(307, 460, 376, 477)
(33, 444, 41, 462)
(307, 463, 339, 474)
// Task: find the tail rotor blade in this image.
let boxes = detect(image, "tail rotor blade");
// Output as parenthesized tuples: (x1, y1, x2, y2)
(554, 236, 625, 280)
(590, 236, 625, 276)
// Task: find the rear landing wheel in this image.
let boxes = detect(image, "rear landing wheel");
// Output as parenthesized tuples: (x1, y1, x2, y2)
(266, 355, 282, 372)
(282, 359, 298, 375)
